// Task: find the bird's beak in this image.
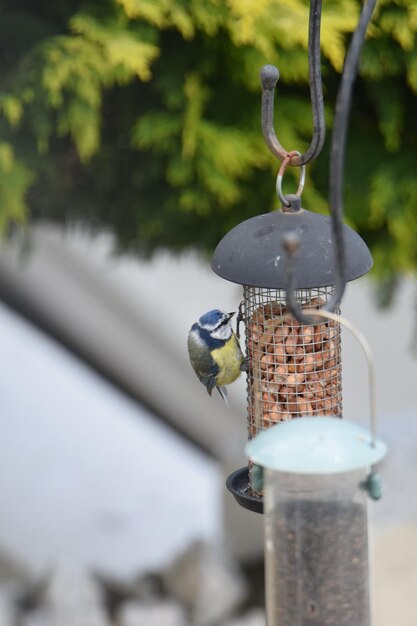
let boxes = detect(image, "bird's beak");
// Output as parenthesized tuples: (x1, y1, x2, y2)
(227, 312, 236, 320)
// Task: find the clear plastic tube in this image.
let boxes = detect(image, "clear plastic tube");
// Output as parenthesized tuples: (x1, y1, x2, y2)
(264, 469, 369, 626)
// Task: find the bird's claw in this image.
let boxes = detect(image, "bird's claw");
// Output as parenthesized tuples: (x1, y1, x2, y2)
(236, 301, 245, 340)
(241, 355, 250, 373)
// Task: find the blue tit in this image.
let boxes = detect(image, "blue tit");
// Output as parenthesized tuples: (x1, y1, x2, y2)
(187, 309, 244, 403)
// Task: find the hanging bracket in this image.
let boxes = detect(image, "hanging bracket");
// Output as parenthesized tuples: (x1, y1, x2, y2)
(260, 0, 325, 167)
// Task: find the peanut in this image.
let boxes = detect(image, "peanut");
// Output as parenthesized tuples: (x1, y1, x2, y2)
(328, 339, 336, 360)
(297, 353, 315, 374)
(263, 302, 284, 319)
(266, 365, 276, 381)
(308, 296, 326, 308)
(306, 380, 324, 400)
(249, 322, 263, 341)
(274, 342, 287, 364)
(287, 372, 306, 386)
(252, 309, 265, 324)
(260, 353, 275, 370)
(287, 358, 298, 373)
(259, 331, 274, 348)
(264, 317, 286, 332)
(278, 384, 291, 398)
(285, 328, 299, 354)
(320, 398, 336, 413)
(273, 364, 288, 385)
(313, 350, 326, 370)
(285, 394, 298, 414)
(273, 325, 290, 342)
(295, 346, 305, 361)
(327, 357, 338, 369)
(328, 327, 337, 340)
(312, 324, 329, 349)
(261, 381, 278, 398)
(299, 325, 314, 345)
(270, 405, 291, 422)
(297, 396, 314, 415)
(284, 314, 301, 328)
(311, 398, 321, 411)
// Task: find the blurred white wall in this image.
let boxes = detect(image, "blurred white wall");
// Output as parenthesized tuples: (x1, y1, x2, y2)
(0, 300, 222, 578)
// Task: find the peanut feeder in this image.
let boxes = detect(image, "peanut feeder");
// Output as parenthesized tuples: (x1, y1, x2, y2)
(212, 192, 372, 509)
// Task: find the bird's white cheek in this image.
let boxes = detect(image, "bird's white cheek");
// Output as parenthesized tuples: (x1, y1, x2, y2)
(211, 325, 232, 341)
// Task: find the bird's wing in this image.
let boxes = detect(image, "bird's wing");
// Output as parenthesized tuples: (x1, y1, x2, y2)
(187, 336, 219, 396)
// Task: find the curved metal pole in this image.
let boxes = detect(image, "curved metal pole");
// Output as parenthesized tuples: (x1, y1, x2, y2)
(302, 309, 378, 448)
(269, 307, 378, 446)
(260, 0, 325, 166)
(327, 0, 378, 312)
(284, 0, 377, 323)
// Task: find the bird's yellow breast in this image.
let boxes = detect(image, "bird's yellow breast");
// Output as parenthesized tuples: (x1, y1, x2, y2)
(211, 335, 242, 386)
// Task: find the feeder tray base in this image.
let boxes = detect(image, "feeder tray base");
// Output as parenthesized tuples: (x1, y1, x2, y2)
(226, 467, 264, 514)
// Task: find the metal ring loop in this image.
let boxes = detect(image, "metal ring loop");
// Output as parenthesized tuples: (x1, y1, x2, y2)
(276, 150, 306, 207)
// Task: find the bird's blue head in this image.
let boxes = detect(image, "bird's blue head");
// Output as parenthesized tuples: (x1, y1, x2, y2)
(195, 309, 236, 342)
(198, 309, 234, 331)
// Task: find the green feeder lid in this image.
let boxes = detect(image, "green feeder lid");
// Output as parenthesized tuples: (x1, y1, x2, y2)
(245, 417, 386, 474)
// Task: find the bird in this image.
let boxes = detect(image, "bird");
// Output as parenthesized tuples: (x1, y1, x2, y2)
(187, 309, 244, 403)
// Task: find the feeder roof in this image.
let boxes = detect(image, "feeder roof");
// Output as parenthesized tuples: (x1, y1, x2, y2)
(245, 417, 386, 474)
(211, 208, 372, 289)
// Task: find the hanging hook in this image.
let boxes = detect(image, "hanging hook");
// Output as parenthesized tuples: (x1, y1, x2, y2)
(260, 0, 325, 167)
(283, 0, 377, 324)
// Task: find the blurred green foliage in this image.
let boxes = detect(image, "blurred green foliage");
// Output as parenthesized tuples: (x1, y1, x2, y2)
(0, 0, 416, 295)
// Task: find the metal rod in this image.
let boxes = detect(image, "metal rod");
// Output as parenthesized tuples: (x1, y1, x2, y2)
(302, 309, 377, 447)
(327, 0, 378, 312)
(284, 0, 377, 321)
(260, 0, 325, 166)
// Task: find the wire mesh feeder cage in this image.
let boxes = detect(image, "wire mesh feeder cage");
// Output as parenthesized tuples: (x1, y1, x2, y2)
(212, 196, 373, 510)
(244, 285, 341, 433)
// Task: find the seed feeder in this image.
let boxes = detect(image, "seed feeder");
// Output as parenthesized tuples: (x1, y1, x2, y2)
(246, 413, 386, 626)
(212, 0, 378, 512)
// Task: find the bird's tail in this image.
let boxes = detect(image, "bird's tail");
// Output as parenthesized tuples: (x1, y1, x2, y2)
(216, 385, 229, 407)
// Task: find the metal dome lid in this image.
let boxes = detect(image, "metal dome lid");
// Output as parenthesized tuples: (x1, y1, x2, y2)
(211, 202, 373, 289)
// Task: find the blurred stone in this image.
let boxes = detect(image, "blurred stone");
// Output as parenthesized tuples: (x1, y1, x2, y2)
(222, 608, 266, 626)
(0, 588, 15, 626)
(118, 600, 187, 626)
(97, 570, 164, 617)
(20, 609, 52, 626)
(0, 548, 28, 585)
(130, 572, 164, 599)
(17, 575, 50, 613)
(239, 560, 265, 612)
(163, 540, 247, 625)
(45, 565, 110, 626)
